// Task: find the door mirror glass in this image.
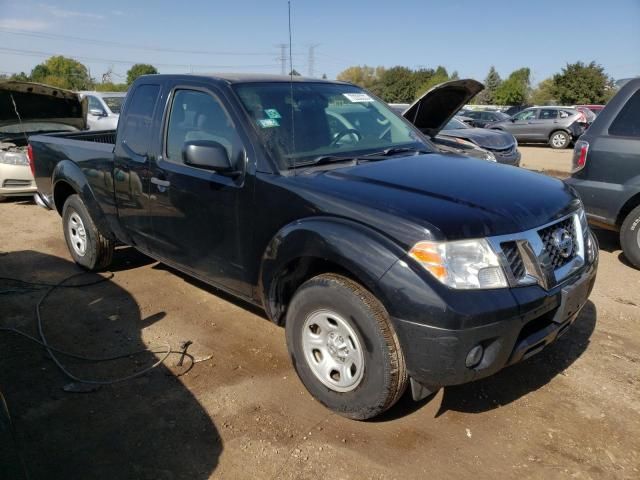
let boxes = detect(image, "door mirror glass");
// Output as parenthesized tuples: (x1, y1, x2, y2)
(183, 140, 237, 174)
(89, 108, 106, 117)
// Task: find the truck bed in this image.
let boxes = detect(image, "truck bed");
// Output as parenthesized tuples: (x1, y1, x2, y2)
(29, 129, 118, 209)
(40, 129, 117, 145)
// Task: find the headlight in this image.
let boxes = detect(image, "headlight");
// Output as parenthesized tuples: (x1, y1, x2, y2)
(409, 239, 508, 289)
(0, 151, 29, 166)
(483, 150, 496, 162)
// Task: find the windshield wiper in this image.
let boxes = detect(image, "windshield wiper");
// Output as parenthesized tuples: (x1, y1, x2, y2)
(291, 154, 358, 168)
(362, 146, 432, 157)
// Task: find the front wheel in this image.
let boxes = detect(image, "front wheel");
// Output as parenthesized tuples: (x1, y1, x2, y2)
(620, 205, 640, 269)
(62, 194, 114, 271)
(285, 273, 407, 420)
(549, 130, 571, 149)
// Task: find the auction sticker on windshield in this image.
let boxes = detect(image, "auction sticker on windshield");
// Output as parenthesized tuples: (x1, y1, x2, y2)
(265, 108, 281, 119)
(343, 93, 374, 103)
(257, 118, 280, 128)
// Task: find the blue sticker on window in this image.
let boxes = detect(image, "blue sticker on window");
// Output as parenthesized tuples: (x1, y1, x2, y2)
(265, 108, 281, 119)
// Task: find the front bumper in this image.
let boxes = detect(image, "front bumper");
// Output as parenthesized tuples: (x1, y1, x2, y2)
(379, 251, 597, 389)
(494, 148, 521, 166)
(0, 164, 36, 197)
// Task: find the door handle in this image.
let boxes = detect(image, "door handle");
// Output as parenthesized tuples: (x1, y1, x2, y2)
(151, 177, 170, 188)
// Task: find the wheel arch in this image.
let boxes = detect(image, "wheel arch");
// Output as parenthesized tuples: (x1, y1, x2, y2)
(52, 160, 114, 240)
(617, 191, 640, 226)
(258, 217, 406, 326)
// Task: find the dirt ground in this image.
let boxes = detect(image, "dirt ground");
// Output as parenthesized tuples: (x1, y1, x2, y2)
(1, 150, 639, 479)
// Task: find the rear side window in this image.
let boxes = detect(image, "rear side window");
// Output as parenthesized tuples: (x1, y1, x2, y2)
(609, 89, 640, 138)
(119, 84, 160, 155)
(539, 109, 558, 120)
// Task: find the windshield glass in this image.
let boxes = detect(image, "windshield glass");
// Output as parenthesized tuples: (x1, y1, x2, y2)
(233, 82, 431, 169)
(444, 118, 469, 130)
(103, 96, 124, 114)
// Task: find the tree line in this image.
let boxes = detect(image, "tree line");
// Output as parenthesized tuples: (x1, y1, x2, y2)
(338, 61, 616, 106)
(1, 56, 158, 91)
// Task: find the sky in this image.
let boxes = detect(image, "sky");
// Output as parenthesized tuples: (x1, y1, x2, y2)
(0, 0, 638, 85)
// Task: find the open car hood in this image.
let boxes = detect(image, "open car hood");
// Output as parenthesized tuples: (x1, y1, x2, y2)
(0, 81, 87, 130)
(402, 79, 484, 137)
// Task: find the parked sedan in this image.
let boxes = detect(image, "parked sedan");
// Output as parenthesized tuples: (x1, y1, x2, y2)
(486, 107, 586, 149)
(460, 109, 511, 128)
(435, 117, 520, 166)
(0, 81, 85, 201)
(79, 91, 126, 131)
(387, 104, 498, 162)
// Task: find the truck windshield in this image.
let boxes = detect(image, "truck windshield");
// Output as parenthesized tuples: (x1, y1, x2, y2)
(233, 82, 431, 169)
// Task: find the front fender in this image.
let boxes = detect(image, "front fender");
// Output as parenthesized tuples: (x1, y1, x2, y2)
(52, 160, 114, 240)
(259, 216, 407, 322)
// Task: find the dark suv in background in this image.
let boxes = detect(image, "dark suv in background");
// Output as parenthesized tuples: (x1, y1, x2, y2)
(565, 78, 640, 268)
(487, 107, 586, 149)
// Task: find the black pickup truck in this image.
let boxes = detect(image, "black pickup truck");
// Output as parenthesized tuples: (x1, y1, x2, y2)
(29, 74, 598, 419)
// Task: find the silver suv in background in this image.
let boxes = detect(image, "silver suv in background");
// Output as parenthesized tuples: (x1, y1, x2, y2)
(486, 107, 586, 149)
(79, 91, 127, 130)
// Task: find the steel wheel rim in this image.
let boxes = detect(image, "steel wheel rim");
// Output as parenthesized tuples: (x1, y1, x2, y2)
(68, 212, 87, 256)
(552, 133, 567, 147)
(301, 309, 365, 393)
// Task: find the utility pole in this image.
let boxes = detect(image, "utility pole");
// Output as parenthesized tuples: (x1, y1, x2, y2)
(307, 44, 319, 77)
(276, 43, 287, 75)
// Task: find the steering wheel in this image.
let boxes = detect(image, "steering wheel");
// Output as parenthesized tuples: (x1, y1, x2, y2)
(378, 124, 392, 140)
(330, 128, 361, 146)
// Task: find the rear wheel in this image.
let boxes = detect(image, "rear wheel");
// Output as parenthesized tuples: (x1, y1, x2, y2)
(620, 205, 640, 269)
(62, 194, 114, 271)
(285, 273, 407, 420)
(549, 130, 570, 149)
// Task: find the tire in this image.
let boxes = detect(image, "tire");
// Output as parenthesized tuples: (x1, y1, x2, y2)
(62, 194, 114, 271)
(620, 205, 640, 269)
(285, 273, 407, 420)
(549, 130, 571, 149)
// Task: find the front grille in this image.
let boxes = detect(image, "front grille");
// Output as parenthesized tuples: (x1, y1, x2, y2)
(501, 241, 525, 280)
(491, 144, 516, 156)
(538, 217, 577, 270)
(3, 179, 32, 188)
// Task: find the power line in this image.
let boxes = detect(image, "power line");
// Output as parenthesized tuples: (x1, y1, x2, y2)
(0, 28, 298, 57)
(0, 47, 280, 70)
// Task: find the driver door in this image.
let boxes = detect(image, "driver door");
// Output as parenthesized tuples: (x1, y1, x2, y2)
(508, 109, 538, 140)
(146, 85, 255, 296)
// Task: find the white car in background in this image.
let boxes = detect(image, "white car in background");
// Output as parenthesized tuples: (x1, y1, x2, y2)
(79, 91, 126, 130)
(0, 81, 85, 202)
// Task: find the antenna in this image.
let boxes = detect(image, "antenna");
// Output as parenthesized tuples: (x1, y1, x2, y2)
(288, 0, 296, 174)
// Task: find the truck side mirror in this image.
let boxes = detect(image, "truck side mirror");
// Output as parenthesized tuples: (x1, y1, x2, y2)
(89, 108, 106, 117)
(183, 140, 237, 175)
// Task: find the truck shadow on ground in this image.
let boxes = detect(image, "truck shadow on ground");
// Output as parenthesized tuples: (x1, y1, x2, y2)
(378, 301, 597, 420)
(0, 250, 221, 480)
(592, 228, 635, 268)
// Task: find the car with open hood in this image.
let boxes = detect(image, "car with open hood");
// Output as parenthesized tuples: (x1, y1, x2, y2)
(28, 74, 597, 420)
(392, 80, 521, 165)
(0, 81, 86, 201)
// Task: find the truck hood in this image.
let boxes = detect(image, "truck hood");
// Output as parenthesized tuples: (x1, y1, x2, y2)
(402, 79, 484, 137)
(439, 127, 515, 150)
(0, 81, 86, 130)
(293, 153, 579, 244)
